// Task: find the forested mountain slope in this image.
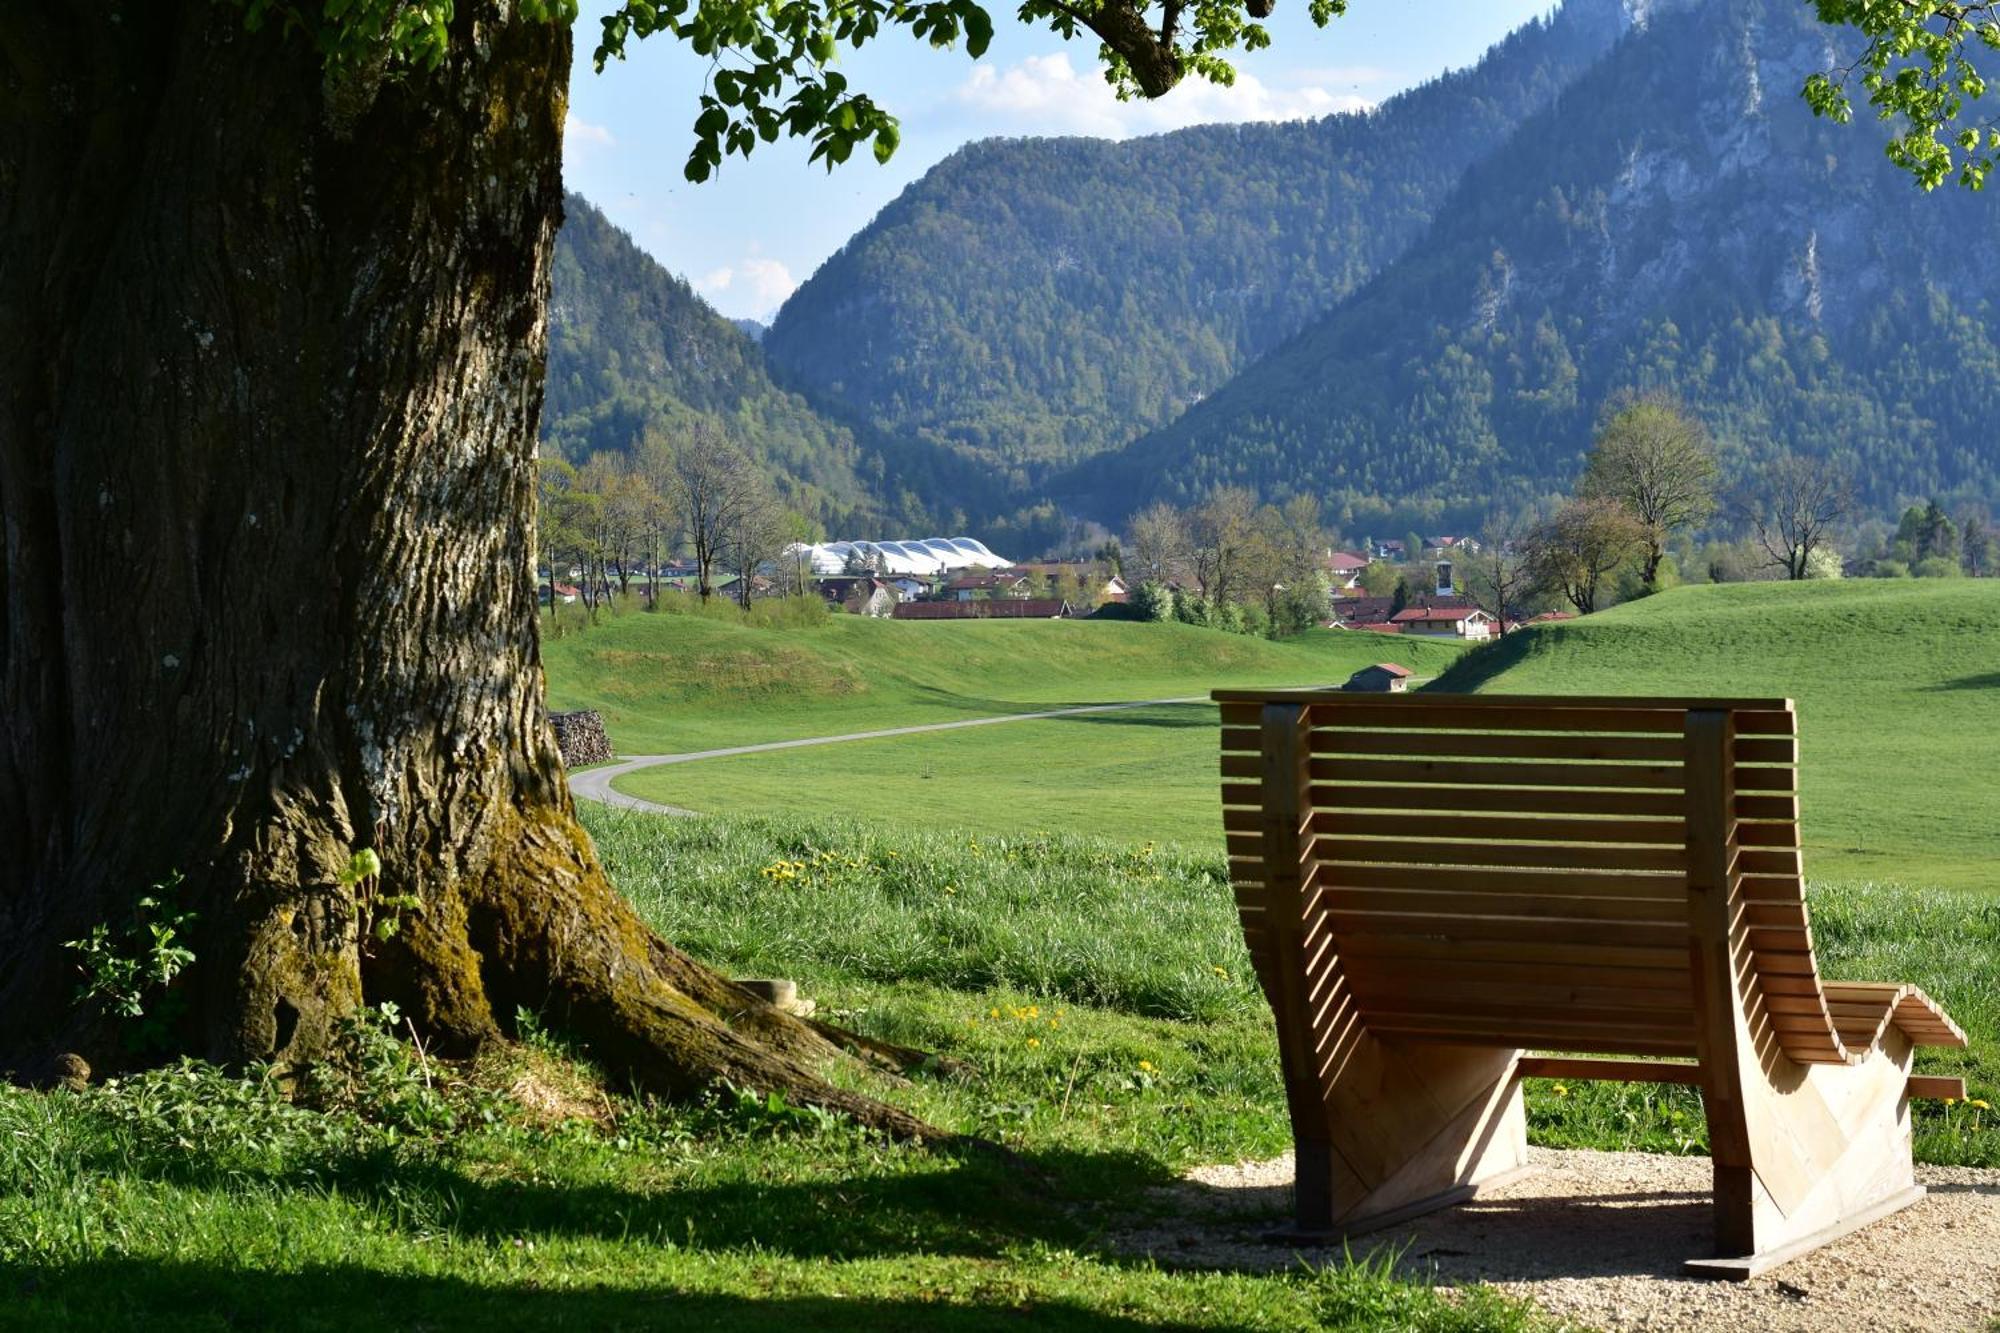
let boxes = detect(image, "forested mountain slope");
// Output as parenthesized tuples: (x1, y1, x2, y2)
(545, 195, 916, 528)
(762, 0, 1631, 491)
(1068, 0, 2000, 524)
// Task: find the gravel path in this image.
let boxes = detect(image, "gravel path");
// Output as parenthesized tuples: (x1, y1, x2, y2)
(565, 695, 1205, 816)
(1112, 1147, 2000, 1331)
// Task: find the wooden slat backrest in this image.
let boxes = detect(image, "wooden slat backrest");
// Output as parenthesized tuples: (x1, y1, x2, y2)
(1216, 690, 1866, 1063)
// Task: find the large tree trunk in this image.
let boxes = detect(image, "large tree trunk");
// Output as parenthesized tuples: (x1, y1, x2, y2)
(0, 2, 934, 1137)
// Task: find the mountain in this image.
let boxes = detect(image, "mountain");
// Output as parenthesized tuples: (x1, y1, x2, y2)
(1066, 0, 2000, 526)
(761, 0, 1632, 495)
(543, 194, 911, 529)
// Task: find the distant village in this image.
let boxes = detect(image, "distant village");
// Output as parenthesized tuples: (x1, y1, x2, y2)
(542, 531, 1566, 639)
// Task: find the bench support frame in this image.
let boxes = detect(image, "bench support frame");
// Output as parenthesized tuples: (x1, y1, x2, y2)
(1684, 708, 1924, 1278)
(1258, 703, 1531, 1234)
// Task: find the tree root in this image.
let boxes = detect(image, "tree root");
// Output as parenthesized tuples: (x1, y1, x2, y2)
(450, 805, 963, 1144)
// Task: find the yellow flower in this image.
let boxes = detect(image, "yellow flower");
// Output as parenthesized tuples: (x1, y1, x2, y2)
(1026, 1037, 1041, 1048)
(1210, 965, 1230, 980)
(1137, 1060, 1155, 1073)
(1552, 1084, 1569, 1098)
(989, 1008, 1000, 1019)
(1972, 1099, 1992, 1110)
(1946, 1096, 1960, 1106)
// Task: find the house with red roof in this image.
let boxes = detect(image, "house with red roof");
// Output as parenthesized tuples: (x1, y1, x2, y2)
(1323, 550, 1370, 590)
(892, 599, 1074, 621)
(1389, 601, 1497, 640)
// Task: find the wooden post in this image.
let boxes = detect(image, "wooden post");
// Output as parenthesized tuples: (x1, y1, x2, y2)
(1685, 708, 1756, 1256)
(1260, 702, 1334, 1228)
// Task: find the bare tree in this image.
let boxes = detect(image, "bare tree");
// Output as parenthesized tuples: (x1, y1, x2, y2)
(1268, 493, 1329, 592)
(1578, 396, 1719, 587)
(724, 482, 784, 609)
(1126, 502, 1191, 587)
(577, 452, 655, 601)
(1524, 498, 1645, 615)
(665, 423, 768, 602)
(1188, 487, 1263, 605)
(1744, 452, 1855, 580)
(777, 512, 824, 597)
(1463, 512, 1537, 633)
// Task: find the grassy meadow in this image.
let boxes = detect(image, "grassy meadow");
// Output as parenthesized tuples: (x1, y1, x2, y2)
(606, 581, 2000, 890)
(9, 579, 1998, 1329)
(1431, 579, 2000, 892)
(9, 810, 1988, 1330)
(542, 600, 1466, 755)
(8, 809, 1990, 1330)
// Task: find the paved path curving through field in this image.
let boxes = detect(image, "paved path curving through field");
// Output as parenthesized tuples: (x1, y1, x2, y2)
(567, 696, 1205, 817)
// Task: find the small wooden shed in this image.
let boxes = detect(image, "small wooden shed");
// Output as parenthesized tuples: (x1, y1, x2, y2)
(1344, 662, 1413, 693)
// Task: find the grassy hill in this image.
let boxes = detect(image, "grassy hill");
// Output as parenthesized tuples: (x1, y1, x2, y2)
(543, 608, 1466, 755)
(1429, 579, 2000, 892)
(578, 582, 2000, 890)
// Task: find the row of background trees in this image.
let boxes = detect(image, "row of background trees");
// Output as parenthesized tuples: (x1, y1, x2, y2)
(538, 424, 819, 626)
(544, 394, 1998, 641)
(1110, 395, 1999, 638)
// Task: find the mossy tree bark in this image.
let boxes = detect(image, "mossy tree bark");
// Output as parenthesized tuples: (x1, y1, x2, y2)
(0, 2, 933, 1137)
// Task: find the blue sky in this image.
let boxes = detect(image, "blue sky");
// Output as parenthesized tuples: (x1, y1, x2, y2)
(563, 0, 1557, 322)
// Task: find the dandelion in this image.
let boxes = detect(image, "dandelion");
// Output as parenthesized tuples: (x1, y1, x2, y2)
(1210, 965, 1231, 980)
(989, 1007, 1000, 1019)
(1026, 1037, 1041, 1048)
(1947, 1096, 1960, 1106)
(1552, 1084, 1569, 1099)
(1973, 1099, 1992, 1110)
(1138, 1060, 1155, 1073)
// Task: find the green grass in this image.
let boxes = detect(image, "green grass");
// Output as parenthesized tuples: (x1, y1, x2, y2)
(1430, 579, 2000, 892)
(593, 582, 2000, 884)
(544, 603, 1465, 755)
(617, 702, 1253, 846)
(6, 811, 1992, 1329)
(585, 811, 1998, 1168)
(0, 809, 1572, 1333)
(15, 582, 1996, 1327)
(561, 610, 1464, 844)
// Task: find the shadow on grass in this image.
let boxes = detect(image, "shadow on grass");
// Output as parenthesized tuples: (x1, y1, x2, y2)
(896, 685, 1203, 718)
(5, 1258, 1227, 1332)
(1930, 671, 2000, 692)
(1058, 705, 1216, 730)
(69, 1137, 1178, 1264)
(1418, 629, 1540, 696)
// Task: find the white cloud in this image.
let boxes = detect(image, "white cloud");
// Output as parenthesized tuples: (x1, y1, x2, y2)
(697, 257, 799, 318)
(954, 53, 1373, 139)
(564, 114, 615, 149)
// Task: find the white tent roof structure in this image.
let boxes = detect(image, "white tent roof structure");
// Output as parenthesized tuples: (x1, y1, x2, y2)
(787, 538, 1012, 576)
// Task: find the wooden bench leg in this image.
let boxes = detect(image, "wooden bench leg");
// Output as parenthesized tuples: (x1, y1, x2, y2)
(1689, 1029, 1924, 1278)
(1685, 710, 1926, 1278)
(1274, 1040, 1530, 1239)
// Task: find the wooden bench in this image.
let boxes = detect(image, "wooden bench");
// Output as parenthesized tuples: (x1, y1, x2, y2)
(1215, 690, 1969, 1278)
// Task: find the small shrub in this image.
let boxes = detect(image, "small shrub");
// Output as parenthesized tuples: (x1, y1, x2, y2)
(64, 873, 198, 1049)
(1131, 581, 1175, 622)
(745, 593, 830, 629)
